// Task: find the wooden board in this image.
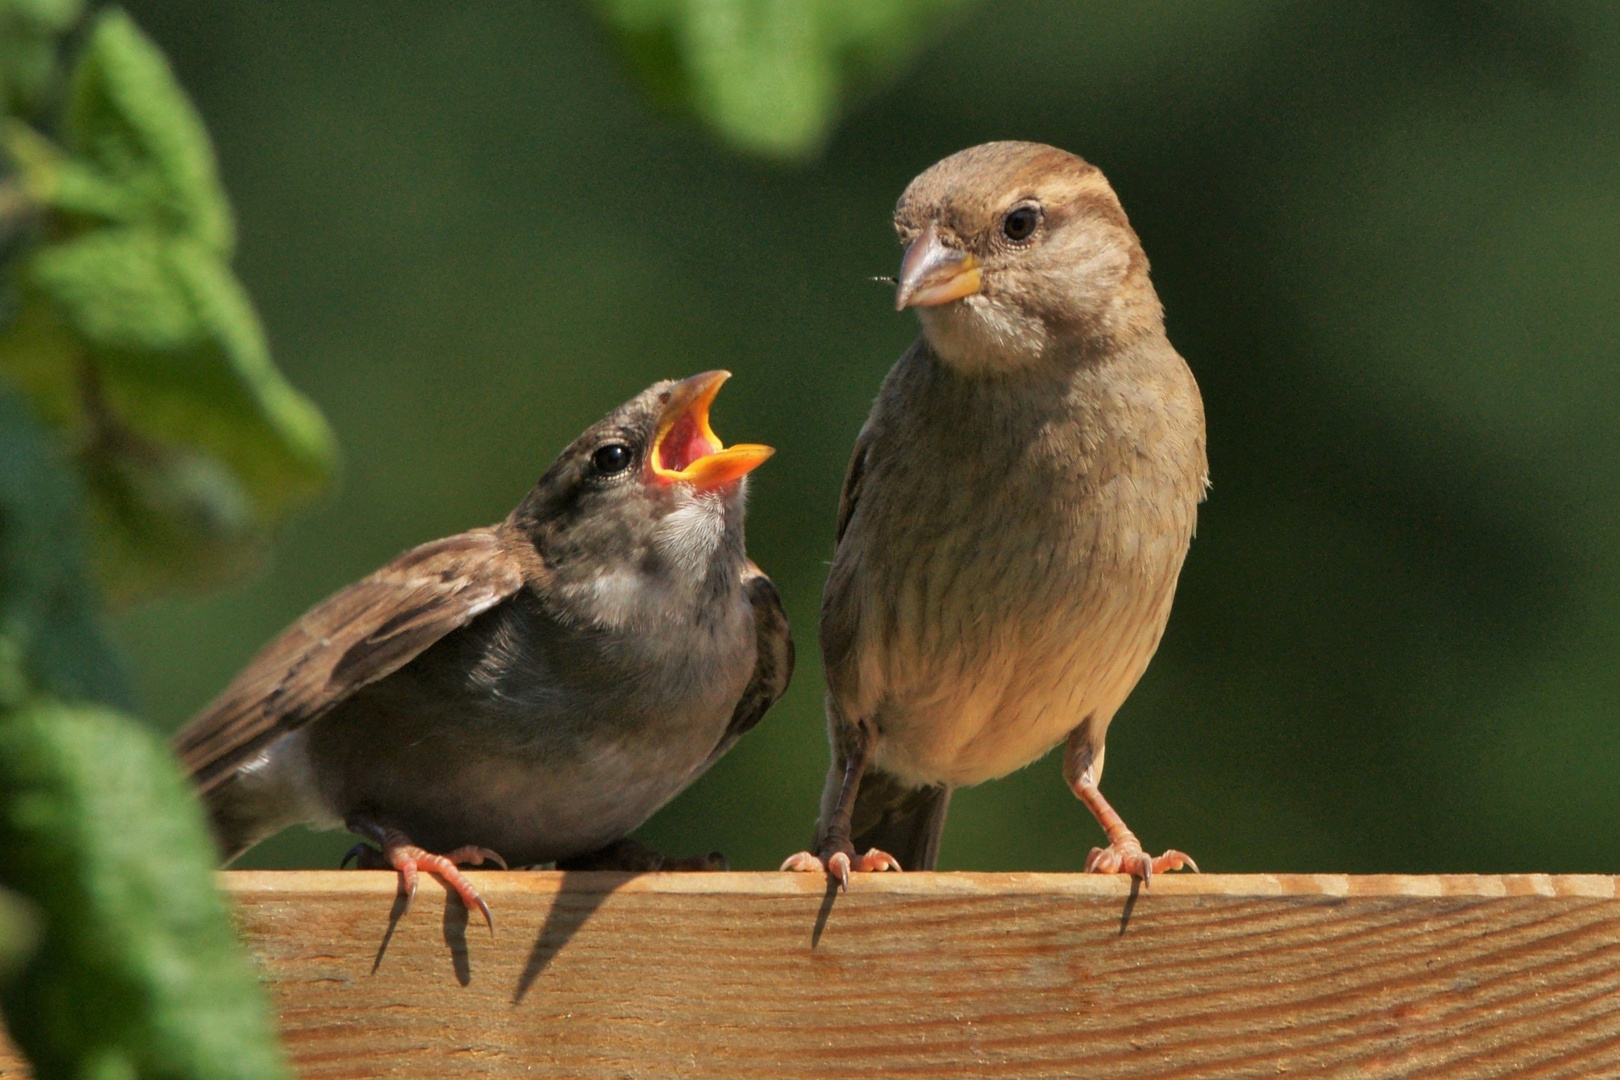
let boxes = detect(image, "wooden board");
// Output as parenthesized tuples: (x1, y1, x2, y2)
(4, 872, 1620, 1078)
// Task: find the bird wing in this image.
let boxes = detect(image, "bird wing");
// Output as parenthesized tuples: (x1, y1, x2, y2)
(834, 432, 871, 546)
(818, 427, 874, 694)
(699, 559, 794, 771)
(173, 527, 529, 794)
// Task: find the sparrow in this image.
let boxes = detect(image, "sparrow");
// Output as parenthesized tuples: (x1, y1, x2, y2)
(783, 142, 1207, 887)
(174, 371, 792, 927)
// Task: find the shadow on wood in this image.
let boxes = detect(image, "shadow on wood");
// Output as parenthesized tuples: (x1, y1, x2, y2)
(513, 869, 624, 1003)
(3, 872, 1619, 1078)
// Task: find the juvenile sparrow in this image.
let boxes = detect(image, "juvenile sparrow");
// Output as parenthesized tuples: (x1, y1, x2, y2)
(784, 142, 1207, 886)
(175, 372, 792, 926)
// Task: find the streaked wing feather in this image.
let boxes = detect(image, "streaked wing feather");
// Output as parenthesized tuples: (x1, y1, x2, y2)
(173, 528, 528, 793)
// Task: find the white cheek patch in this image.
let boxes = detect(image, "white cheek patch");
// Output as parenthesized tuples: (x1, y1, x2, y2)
(652, 490, 727, 580)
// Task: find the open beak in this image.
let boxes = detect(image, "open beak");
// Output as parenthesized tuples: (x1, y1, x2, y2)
(651, 371, 774, 490)
(894, 222, 982, 310)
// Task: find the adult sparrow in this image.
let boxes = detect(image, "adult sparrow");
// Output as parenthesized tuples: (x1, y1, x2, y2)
(175, 372, 792, 927)
(784, 142, 1206, 887)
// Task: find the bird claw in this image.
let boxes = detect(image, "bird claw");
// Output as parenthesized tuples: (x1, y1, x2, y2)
(341, 841, 377, 870)
(779, 851, 826, 874)
(1085, 840, 1197, 888)
(341, 835, 505, 936)
(780, 847, 901, 890)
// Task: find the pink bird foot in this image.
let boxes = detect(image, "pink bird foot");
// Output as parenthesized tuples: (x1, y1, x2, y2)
(1084, 839, 1197, 888)
(780, 846, 901, 890)
(344, 824, 506, 934)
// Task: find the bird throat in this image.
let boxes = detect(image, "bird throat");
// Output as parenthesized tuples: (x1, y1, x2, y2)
(918, 297, 1052, 374)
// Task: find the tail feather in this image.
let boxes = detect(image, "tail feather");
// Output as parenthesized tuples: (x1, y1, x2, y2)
(197, 775, 287, 865)
(848, 770, 953, 871)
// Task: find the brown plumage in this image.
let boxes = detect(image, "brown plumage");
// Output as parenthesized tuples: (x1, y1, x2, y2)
(784, 142, 1207, 886)
(176, 530, 528, 800)
(175, 372, 792, 925)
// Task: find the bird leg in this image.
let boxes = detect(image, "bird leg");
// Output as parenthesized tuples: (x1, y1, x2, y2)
(342, 820, 506, 934)
(1063, 726, 1196, 888)
(780, 724, 901, 888)
(557, 837, 728, 872)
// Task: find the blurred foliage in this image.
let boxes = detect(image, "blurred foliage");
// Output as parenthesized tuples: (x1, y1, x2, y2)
(0, 0, 78, 116)
(0, 698, 285, 1080)
(1, 8, 336, 604)
(0, 389, 126, 707)
(587, 0, 972, 158)
(0, 5, 314, 1078)
(0, 390, 286, 1079)
(0, 887, 37, 984)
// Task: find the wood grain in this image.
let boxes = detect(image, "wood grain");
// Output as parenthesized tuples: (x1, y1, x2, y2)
(4, 872, 1620, 1078)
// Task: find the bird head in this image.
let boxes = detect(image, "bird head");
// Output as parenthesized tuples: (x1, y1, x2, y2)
(512, 372, 772, 599)
(891, 141, 1161, 373)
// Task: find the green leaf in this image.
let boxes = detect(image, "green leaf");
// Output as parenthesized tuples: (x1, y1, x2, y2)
(0, 697, 288, 1080)
(4, 228, 336, 601)
(0, 10, 337, 602)
(2, 118, 149, 225)
(0, 387, 128, 707)
(587, 0, 974, 159)
(82, 432, 264, 605)
(62, 7, 231, 251)
(30, 229, 335, 513)
(0, 0, 83, 116)
(0, 0, 79, 36)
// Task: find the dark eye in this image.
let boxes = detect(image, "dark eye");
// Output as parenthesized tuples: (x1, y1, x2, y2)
(592, 443, 633, 475)
(1002, 205, 1040, 242)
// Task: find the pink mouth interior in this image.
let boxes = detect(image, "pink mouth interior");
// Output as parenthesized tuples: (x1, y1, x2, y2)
(657, 411, 721, 473)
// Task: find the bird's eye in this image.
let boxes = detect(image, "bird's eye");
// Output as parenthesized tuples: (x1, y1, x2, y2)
(1002, 206, 1040, 242)
(592, 443, 633, 475)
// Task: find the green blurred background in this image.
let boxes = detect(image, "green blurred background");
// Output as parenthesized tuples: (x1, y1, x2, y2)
(111, 0, 1620, 874)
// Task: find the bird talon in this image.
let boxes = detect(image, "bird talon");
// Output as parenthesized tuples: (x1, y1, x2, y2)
(471, 894, 494, 938)
(780, 851, 825, 874)
(827, 851, 852, 891)
(443, 845, 507, 871)
(341, 842, 375, 870)
(853, 848, 902, 874)
(780, 846, 900, 888)
(401, 863, 419, 902)
(1084, 840, 1196, 884)
(346, 828, 503, 934)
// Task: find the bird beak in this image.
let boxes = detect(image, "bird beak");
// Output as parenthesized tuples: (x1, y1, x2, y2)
(894, 223, 982, 310)
(651, 371, 775, 490)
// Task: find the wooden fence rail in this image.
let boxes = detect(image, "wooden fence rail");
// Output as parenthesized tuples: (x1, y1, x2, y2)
(4, 872, 1620, 1078)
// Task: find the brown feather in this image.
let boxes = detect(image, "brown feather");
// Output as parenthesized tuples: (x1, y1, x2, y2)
(173, 527, 530, 793)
